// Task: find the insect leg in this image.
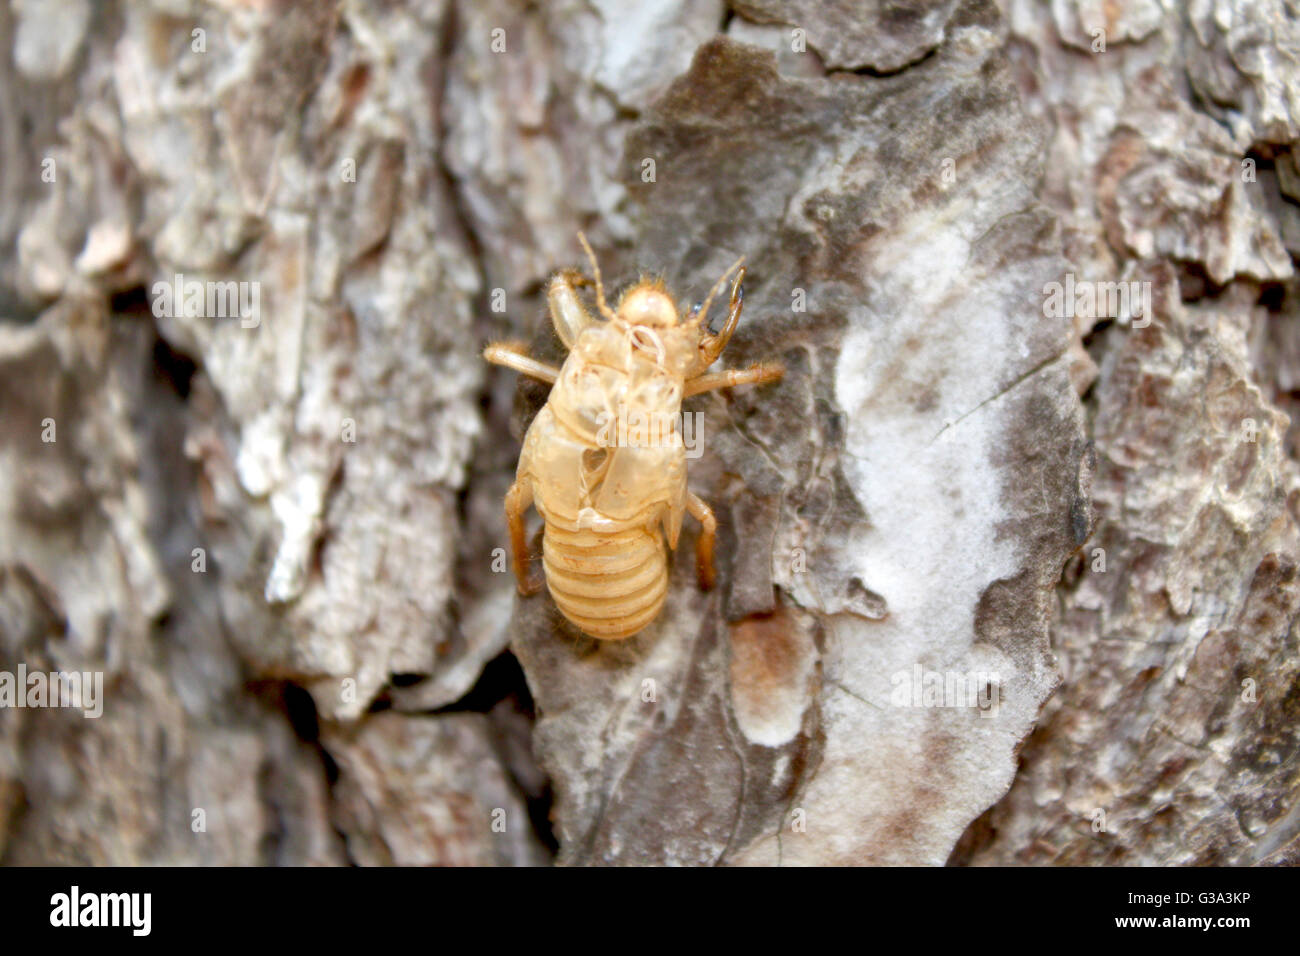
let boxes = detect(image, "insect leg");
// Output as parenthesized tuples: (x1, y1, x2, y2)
(699, 267, 746, 367)
(685, 491, 717, 590)
(505, 479, 542, 595)
(483, 341, 560, 385)
(683, 362, 784, 397)
(547, 268, 599, 349)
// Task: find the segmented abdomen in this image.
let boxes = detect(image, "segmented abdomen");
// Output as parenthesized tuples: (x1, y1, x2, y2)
(542, 522, 668, 640)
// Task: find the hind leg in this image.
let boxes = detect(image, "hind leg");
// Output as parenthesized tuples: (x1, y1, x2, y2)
(505, 479, 542, 595)
(685, 491, 717, 589)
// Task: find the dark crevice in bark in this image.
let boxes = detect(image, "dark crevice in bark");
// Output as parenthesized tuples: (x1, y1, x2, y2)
(275, 680, 353, 864)
(430, 650, 559, 856)
(830, 45, 940, 79)
(151, 336, 198, 401)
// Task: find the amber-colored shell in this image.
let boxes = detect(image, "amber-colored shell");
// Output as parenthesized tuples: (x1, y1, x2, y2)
(485, 237, 783, 640)
(517, 322, 688, 639)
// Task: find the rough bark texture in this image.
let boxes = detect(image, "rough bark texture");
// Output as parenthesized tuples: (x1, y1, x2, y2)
(0, 0, 1295, 866)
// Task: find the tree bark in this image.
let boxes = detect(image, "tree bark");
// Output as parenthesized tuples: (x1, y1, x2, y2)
(0, 0, 1295, 866)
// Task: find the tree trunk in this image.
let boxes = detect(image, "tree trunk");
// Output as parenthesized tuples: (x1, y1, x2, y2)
(0, 0, 1295, 866)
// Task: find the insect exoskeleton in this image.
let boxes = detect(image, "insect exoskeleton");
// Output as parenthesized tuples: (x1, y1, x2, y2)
(484, 234, 784, 640)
